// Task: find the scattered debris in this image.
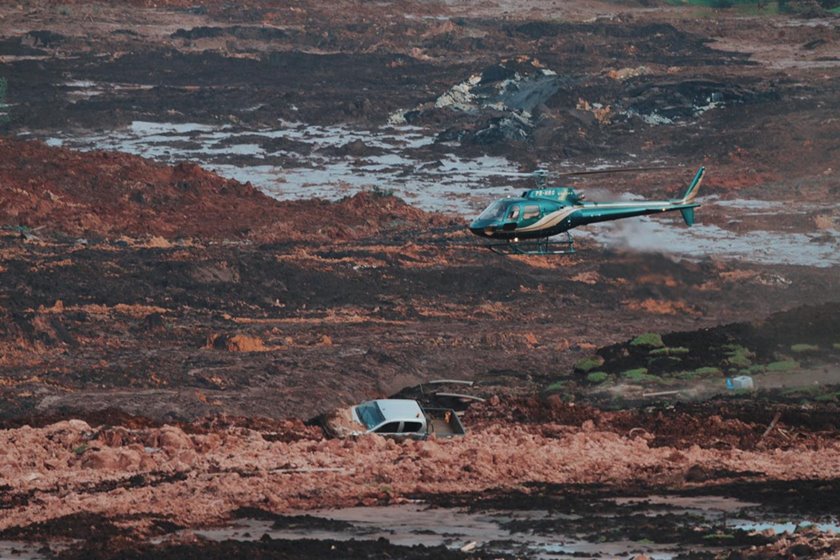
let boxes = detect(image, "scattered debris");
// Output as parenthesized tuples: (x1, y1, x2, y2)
(726, 375, 755, 391)
(391, 57, 566, 144)
(459, 541, 478, 552)
(760, 411, 783, 441)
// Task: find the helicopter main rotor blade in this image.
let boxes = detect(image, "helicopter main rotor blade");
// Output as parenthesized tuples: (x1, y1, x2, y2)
(427, 166, 680, 178)
(427, 169, 540, 177)
(551, 166, 681, 177)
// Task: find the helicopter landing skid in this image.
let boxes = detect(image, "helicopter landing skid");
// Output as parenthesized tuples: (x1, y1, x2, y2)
(487, 233, 575, 256)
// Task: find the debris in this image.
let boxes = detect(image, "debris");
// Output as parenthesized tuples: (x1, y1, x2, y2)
(460, 541, 478, 552)
(642, 390, 682, 398)
(392, 57, 566, 144)
(760, 411, 783, 441)
(606, 66, 652, 81)
(426, 379, 475, 386)
(621, 80, 768, 125)
(433, 393, 485, 403)
(725, 376, 755, 391)
(576, 98, 612, 124)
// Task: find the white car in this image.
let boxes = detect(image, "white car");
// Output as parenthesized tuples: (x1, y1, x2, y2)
(322, 399, 465, 438)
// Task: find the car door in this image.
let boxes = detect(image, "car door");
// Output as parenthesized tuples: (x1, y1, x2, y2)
(374, 421, 402, 434)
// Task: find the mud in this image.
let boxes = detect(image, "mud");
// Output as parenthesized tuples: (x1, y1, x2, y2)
(1, 223, 837, 423)
(57, 538, 487, 560)
(4, 2, 839, 182)
(1, 0, 839, 558)
(0, 401, 838, 556)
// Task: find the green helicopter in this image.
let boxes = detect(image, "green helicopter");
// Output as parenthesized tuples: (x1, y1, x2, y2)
(469, 166, 705, 255)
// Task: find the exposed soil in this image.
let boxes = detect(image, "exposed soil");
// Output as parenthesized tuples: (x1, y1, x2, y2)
(0, 0, 839, 558)
(0, 137, 450, 242)
(1, 397, 839, 558)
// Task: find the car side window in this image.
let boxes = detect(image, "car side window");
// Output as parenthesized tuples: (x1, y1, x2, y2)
(402, 421, 423, 433)
(523, 205, 541, 220)
(375, 421, 402, 433)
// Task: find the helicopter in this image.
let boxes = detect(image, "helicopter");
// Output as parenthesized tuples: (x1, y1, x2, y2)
(469, 166, 705, 255)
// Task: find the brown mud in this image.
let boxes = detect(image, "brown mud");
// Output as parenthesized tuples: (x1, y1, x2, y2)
(0, 137, 450, 241)
(2, 1, 839, 191)
(0, 397, 838, 558)
(1, 0, 839, 558)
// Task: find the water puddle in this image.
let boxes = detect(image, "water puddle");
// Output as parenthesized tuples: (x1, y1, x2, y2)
(188, 495, 839, 560)
(193, 503, 679, 559)
(0, 541, 50, 560)
(38, 120, 521, 213)
(730, 520, 840, 534)
(61, 80, 155, 101)
(615, 494, 760, 514)
(2, 494, 837, 558)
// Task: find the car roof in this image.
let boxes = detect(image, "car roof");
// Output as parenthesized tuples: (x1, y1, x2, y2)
(373, 399, 423, 421)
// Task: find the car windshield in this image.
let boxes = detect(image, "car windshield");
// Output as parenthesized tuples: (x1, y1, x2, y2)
(355, 401, 385, 429)
(477, 200, 509, 221)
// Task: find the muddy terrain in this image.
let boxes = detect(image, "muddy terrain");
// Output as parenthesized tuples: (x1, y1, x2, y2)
(0, 0, 839, 558)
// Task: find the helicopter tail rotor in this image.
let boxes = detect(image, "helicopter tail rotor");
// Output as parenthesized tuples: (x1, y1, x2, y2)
(674, 166, 705, 226)
(680, 166, 705, 204)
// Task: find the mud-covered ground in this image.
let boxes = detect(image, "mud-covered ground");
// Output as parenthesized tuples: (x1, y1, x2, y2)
(1, 0, 839, 558)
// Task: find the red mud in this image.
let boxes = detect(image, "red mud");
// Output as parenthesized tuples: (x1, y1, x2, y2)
(0, 138, 448, 242)
(0, 0, 838, 557)
(1, 399, 839, 535)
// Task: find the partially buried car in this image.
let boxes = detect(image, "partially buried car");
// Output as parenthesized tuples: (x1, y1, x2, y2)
(321, 398, 465, 439)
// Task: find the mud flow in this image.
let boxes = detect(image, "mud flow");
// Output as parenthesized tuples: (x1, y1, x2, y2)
(1, 0, 839, 558)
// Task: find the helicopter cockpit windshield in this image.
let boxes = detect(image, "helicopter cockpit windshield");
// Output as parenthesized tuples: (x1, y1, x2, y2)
(478, 200, 519, 221)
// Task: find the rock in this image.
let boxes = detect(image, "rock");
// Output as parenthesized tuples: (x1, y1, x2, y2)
(684, 464, 710, 482)
(205, 333, 268, 352)
(142, 312, 165, 331)
(193, 433, 222, 453)
(158, 426, 194, 451)
(342, 139, 369, 157)
(98, 427, 131, 447)
(44, 419, 93, 447)
(82, 448, 120, 470)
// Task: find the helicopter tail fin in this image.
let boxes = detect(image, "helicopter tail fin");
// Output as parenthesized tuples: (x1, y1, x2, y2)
(680, 207, 695, 226)
(680, 166, 705, 204)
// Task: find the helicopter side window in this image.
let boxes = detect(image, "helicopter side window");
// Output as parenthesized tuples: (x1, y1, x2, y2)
(507, 206, 520, 220)
(522, 205, 541, 220)
(478, 201, 508, 221)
